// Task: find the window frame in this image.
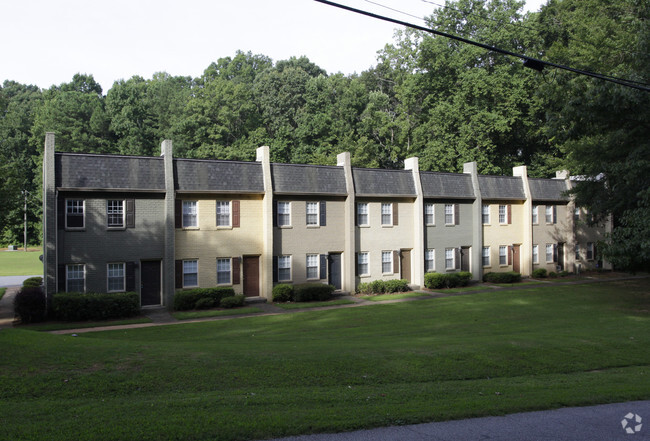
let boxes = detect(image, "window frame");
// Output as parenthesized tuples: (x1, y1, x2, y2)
(425, 203, 435, 226)
(107, 262, 125, 293)
(381, 251, 393, 274)
(587, 242, 594, 260)
(182, 200, 198, 228)
(445, 248, 455, 270)
(381, 203, 393, 226)
(532, 244, 539, 264)
(216, 201, 231, 227)
(357, 252, 369, 276)
(306, 254, 319, 280)
(545, 205, 554, 224)
(532, 205, 539, 224)
(498, 205, 507, 224)
(216, 258, 232, 285)
(357, 203, 369, 226)
(499, 246, 507, 265)
(482, 246, 490, 267)
(546, 244, 554, 263)
(107, 199, 125, 228)
(444, 204, 455, 225)
(277, 202, 291, 227)
(306, 202, 319, 227)
(66, 264, 85, 293)
(278, 255, 292, 281)
(65, 199, 85, 229)
(482, 204, 490, 225)
(182, 259, 199, 288)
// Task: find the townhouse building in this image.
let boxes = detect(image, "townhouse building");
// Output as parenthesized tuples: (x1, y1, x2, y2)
(42, 134, 611, 309)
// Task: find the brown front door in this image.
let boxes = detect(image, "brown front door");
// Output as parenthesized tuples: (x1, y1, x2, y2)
(243, 256, 260, 297)
(400, 249, 411, 283)
(512, 245, 520, 273)
(141, 260, 161, 306)
(461, 247, 470, 272)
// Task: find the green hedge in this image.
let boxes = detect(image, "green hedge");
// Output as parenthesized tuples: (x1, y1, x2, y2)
(22, 276, 43, 288)
(424, 272, 472, 289)
(482, 271, 522, 283)
(357, 279, 410, 294)
(174, 287, 235, 311)
(14, 286, 47, 323)
(532, 268, 547, 278)
(51, 292, 140, 321)
(272, 284, 294, 302)
(220, 295, 245, 308)
(293, 283, 335, 302)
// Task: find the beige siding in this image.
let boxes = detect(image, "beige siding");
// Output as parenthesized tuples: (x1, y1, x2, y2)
(531, 203, 571, 272)
(482, 201, 525, 273)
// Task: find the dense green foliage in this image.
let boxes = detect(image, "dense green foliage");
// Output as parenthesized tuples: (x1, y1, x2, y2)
(272, 283, 294, 302)
(50, 292, 140, 321)
(21, 276, 43, 287)
(0, 280, 648, 440)
(424, 271, 473, 289)
(13, 286, 46, 323)
(532, 268, 548, 278)
(356, 279, 410, 294)
(483, 271, 522, 283)
(173, 287, 236, 311)
(293, 283, 336, 302)
(1, 0, 647, 268)
(219, 294, 246, 309)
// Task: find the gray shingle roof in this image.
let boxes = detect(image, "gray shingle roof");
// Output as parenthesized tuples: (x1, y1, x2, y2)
(271, 163, 347, 195)
(529, 178, 569, 201)
(55, 153, 165, 191)
(352, 168, 416, 197)
(479, 175, 525, 200)
(175, 159, 264, 193)
(420, 171, 474, 199)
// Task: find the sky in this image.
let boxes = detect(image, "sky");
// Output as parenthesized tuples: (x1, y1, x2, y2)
(2, 0, 547, 93)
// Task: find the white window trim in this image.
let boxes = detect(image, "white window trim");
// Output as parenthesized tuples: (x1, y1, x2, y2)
(306, 202, 320, 227)
(445, 248, 455, 270)
(482, 204, 490, 225)
(65, 199, 85, 230)
(545, 205, 554, 224)
(499, 245, 507, 266)
(425, 203, 435, 226)
(183, 259, 199, 288)
(546, 244, 554, 263)
(425, 249, 435, 272)
(381, 203, 393, 226)
(278, 255, 292, 282)
(482, 246, 491, 267)
(216, 257, 232, 285)
(499, 205, 507, 224)
(107, 262, 126, 293)
(306, 254, 320, 280)
(532, 244, 539, 264)
(381, 251, 393, 274)
(278, 202, 292, 227)
(444, 204, 455, 226)
(66, 264, 86, 293)
(532, 206, 539, 225)
(587, 242, 594, 261)
(107, 199, 125, 229)
(216, 201, 232, 228)
(357, 203, 369, 227)
(182, 200, 199, 229)
(358, 252, 370, 277)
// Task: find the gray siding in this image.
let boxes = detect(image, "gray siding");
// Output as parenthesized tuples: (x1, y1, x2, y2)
(424, 201, 474, 272)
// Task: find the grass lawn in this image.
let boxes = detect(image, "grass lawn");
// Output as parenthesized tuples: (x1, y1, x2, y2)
(0, 248, 43, 276)
(20, 318, 153, 332)
(360, 291, 431, 301)
(275, 299, 356, 309)
(172, 306, 263, 320)
(0, 280, 648, 441)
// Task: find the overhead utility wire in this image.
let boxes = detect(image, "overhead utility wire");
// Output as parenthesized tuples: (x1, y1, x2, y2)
(314, 0, 650, 92)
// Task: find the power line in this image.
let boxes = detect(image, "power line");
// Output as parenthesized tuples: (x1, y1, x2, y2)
(314, 0, 650, 92)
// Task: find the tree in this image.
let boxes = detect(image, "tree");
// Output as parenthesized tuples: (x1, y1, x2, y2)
(537, 0, 650, 270)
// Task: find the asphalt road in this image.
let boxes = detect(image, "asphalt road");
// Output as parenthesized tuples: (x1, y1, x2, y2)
(272, 400, 649, 441)
(0, 275, 41, 288)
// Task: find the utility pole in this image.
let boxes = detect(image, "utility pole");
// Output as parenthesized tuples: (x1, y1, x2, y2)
(23, 190, 27, 252)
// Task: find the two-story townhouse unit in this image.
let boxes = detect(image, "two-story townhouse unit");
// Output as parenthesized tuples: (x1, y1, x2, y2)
(271, 163, 348, 289)
(173, 158, 266, 297)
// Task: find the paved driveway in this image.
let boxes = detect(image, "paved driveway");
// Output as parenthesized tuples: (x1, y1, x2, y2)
(272, 400, 649, 441)
(0, 275, 41, 288)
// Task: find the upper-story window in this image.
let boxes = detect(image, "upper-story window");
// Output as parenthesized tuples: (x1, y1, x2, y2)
(574, 207, 580, 221)
(482, 204, 490, 224)
(532, 206, 539, 224)
(425, 203, 435, 226)
(499, 205, 507, 224)
(357, 203, 369, 226)
(444, 204, 455, 225)
(381, 203, 392, 226)
(216, 201, 230, 227)
(306, 202, 319, 226)
(277, 202, 291, 227)
(182, 201, 198, 228)
(545, 205, 556, 224)
(66, 199, 84, 229)
(107, 200, 124, 228)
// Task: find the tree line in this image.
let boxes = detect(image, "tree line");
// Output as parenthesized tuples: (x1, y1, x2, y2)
(1, 0, 648, 269)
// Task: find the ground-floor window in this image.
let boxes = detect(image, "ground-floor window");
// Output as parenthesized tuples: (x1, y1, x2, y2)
(532, 244, 539, 264)
(107, 263, 125, 292)
(66, 264, 85, 292)
(445, 248, 455, 270)
(278, 256, 291, 281)
(358, 252, 369, 276)
(306, 254, 319, 279)
(425, 249, 435, 272)
(183, 260, 198, 287)
(499, 246, 507, 265)
(217, 258, 231, 285)
(482, 247, 490, 267)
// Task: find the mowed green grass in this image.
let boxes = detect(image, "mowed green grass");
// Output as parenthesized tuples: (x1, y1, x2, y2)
(0, 248, 43, 276)
(0, 280, 648, 441)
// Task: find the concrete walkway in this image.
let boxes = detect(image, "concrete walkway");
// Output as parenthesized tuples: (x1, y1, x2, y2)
(271, 400, 650, 441)
(0, 274, 41, 288)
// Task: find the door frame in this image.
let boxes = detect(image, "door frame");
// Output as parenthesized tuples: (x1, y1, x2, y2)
(242, 255, 261, 297)
(140, 259, 162, 307)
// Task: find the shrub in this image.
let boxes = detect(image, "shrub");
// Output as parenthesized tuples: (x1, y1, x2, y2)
(532, 268, 548, 278)
(14, 286, 47, 323)
(356, 282, 372, 294)
(369, 280, 385, 294)
(549, 271, 558, 278)
(424, 273, 446, 289)
(425, 272, 472, 289)
(173, 287, 235, 310)
(384, 279, 410, 293)
(293, 283, 335, 302)
(457, 272, 472, 287)
(50, 292, 139, 321)
(272, 283, 294, 302)
(483, 271, 522, 284)
(22, 277, 43, 288)
(559, 270, 571, 277)
(220, 294, 245, 308)
(195, 297, 216, 309)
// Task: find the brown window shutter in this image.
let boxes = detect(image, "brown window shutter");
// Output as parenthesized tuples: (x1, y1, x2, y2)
(58, 198, 65, 230)
(126, 261, 136, 291)
(393, 250, 399, 273)
(273, 201, 278, 227)
(355, 253, 359, 276)
(58, 264, 66, 292)
(508, 246, 512, 265)
(455, 204, 460, 225)
(320, 254, 327, 279)
(175, 200, 182, 228)
(355, 205, 359, 226)
(232, 200, 240, 228)
(175, 260, 183, 288)
(126, 199, 135, 228)
(232, 257, 240, 285)
(393, 203, 398, 226)
(507, 204, 512, 225)
(320, 201, 326, 226)
(272, 256, 278, 283)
